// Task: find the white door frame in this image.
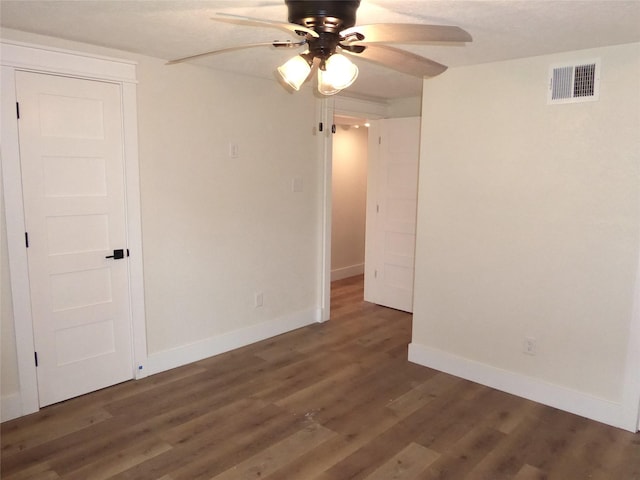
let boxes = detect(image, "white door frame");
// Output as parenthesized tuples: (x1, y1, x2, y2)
(1, 40, 148, 417)
(317, 97, 333, 322)
(319, 96, 387, 321)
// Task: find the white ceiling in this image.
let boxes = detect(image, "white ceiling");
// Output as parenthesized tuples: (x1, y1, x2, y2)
(1, 0, 639, 101)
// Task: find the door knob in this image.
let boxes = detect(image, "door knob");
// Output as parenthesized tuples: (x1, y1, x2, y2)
(105, 249, 127, 259)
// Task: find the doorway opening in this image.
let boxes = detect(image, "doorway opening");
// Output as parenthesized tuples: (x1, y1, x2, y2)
(331, 115, 369, 282)
(330, 114, 369, 315)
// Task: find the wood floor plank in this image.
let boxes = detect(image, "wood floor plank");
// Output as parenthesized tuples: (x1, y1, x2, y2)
(65, 362, 209, 411)
(321, 363, 436, 434)
(156, 396, 266, 445)
(103, 353, 270, 420)
(165, 405, 311, 480)
(210, 423, 336, 480)
(263, 405, 412, 480)
(319, 426, 416, 480)
(2, 276, 639, 480)
(386, 372, 460, 417)
(0, 405, 112, 455)
(415, 385, 495, 452)
(1, 414, 132, 477)
(418, 426, 505, 479)
(521, 410, 590, 473)
(47, 416, 171, 476)
(251, 349, 371, 403)
(512, 464, 547, 480)
(478, 390, 546, 435)
(1, 461, 60, 480)
(363, 442, 440, 480)
(110, 403, 290, 480)
(61, 438, 173, 480)
(273, 350, 393, 415)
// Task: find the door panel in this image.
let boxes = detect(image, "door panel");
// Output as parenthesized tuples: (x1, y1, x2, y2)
(365, 117, 420, 313)
(16, 71, 133, 407)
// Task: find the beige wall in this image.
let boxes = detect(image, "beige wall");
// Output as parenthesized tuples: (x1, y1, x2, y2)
(387, 96, 422, 118)
(331, 125, 368, 278)
(135, 57, 319, 354)
(412, 43, 640, 426)
(1, 29, 320, 412)
(1, 165, 19, 398)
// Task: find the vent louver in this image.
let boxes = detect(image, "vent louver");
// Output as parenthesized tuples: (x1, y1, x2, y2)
(548, 60, 600, 104)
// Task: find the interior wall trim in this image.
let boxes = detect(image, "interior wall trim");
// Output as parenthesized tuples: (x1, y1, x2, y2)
(408, 342, 636, 432)
(331, 263, 364, 281)
(1, 39, 137, 82)
(145, 308, 320, 376)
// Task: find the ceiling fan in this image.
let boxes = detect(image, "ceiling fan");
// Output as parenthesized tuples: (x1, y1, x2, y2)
(168, 0, 472, 96)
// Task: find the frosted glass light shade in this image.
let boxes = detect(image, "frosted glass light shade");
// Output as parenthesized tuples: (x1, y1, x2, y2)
(277, 55, 312, 91)
(317, 68, 341, 96)
(317, 54, 359, 95)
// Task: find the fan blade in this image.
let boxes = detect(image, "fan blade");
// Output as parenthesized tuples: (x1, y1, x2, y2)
(213, 13, 319, 38)
(341, 24, 472, 44)
(342, 44, 447, 78)
(166, 40, 305, 65)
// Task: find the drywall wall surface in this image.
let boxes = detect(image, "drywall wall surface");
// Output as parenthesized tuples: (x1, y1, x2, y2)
(0, 29, 321, 374)
(331, 124, 368, 278)
(413, 43, 640, 403)
(1, 165, 20, 399)
(136, 58, 319, 354)
(387, 96, 422, 118)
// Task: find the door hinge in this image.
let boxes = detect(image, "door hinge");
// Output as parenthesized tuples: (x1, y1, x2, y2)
(319, 122, 324, 132)
(331, 124, 336, 134)
(34, 352, 38, 367)
(374, 269, 378, 279)
(378, 136, 382, 145)
(376, 204, 379, 213)
(16, 102, 20, 119)
(25, 232, 29, 248)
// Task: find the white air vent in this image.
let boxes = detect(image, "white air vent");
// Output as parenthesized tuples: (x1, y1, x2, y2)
(548, 60, 600, 104)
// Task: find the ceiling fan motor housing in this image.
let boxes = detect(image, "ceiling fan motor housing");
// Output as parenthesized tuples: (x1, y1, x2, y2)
(286, 0, 360, 32)
(286, 0, 361, 60)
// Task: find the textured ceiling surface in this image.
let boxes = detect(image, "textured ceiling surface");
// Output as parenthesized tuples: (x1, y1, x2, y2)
(1, 0, 639, 100)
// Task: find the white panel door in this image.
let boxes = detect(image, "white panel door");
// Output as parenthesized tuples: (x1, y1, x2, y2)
(16, 71, 133, 407)
(365, 117, 420, 312)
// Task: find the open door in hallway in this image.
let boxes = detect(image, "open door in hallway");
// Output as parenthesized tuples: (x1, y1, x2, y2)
(365, 117, 420, 313)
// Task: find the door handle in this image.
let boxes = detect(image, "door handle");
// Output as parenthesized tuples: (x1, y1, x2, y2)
(105, 249, 128, 259)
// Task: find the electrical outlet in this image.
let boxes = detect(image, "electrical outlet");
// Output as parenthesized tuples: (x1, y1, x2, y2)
(523, 336, 537, 356)
(254, 292, 263, 308)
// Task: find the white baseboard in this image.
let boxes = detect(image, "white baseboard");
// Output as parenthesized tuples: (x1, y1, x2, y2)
(331, 263, 364, 281)
(145, 308, 320, 376)
(408, 342, 636, 432)
(1, 392, 22, 422)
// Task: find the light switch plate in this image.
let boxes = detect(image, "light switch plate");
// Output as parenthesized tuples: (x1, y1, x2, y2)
(229, 143, 239, 158)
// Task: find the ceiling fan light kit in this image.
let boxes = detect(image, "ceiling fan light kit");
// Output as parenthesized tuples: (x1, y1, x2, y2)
(316, 53, 359, 95)
(168, 0, 472, 96)
(277, 53, 313, 90)
(279, 51, 359, 95)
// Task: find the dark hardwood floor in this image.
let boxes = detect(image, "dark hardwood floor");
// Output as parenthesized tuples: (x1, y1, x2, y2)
(2, 274, 640, 479)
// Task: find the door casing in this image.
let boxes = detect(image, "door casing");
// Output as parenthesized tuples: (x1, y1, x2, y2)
(1, 40, 148, 418)
(320, 97, 386, 320)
